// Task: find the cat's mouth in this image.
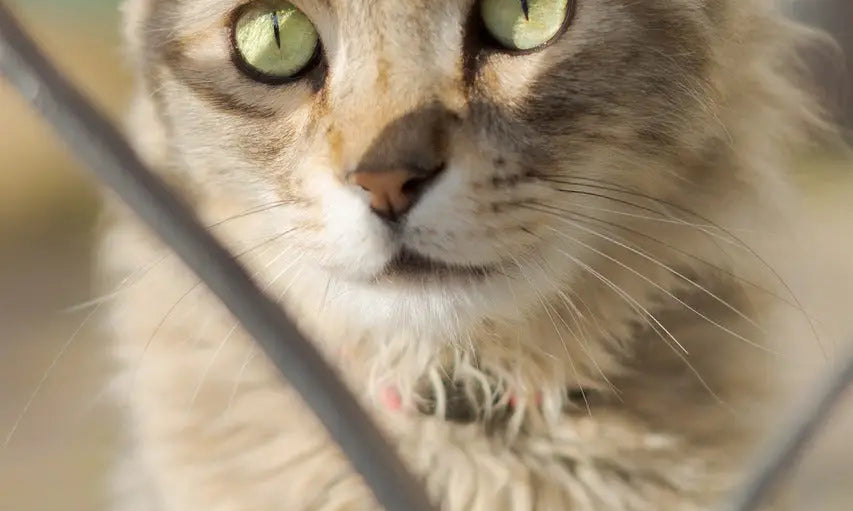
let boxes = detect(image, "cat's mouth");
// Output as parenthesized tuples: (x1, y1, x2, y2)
(378, 248, 495, 281)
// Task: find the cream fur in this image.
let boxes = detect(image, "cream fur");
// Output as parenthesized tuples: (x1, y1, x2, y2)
(99, 1, 843, 510)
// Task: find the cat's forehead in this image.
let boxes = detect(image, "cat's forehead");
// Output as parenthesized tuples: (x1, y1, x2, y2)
(173, 0, 474, 24)
(148, 0, 489, 56)
(136, 0, 719, 126)
(154, 0, 712, 42)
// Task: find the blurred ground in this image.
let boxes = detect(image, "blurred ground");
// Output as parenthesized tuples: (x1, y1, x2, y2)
(0, 2, 851, 511)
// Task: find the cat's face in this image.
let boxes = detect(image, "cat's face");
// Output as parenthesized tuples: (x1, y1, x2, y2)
(130, 0, 768, 337)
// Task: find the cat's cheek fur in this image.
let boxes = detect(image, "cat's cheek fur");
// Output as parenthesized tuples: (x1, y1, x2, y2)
(304, 171, 396, 279)
(403, 166, 504, 266)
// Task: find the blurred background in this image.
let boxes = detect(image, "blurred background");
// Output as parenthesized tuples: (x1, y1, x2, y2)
(1, 1, 127, 509)
(0, 1, 850, 510)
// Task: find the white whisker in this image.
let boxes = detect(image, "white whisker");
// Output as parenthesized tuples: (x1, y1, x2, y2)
(190, 247, 302, 409)
(3, 305, 100, 449)
(551, 246, 730, 406)
(505, 251, 592, 416)
(61, 253, 171, 313)
(545, 225, 778, 356)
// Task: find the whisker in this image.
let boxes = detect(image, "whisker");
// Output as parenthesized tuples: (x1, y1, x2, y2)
(188, 323, 239, 408)
(550, 246, 729, 407)
(552, 245, 688, 354)
(540, 294, 594, 414)
(497, 259, 524, 322)
(226, 261, 307, 415)
(189, 249, 304, 409)
(530, 177, 768, 265)
(129, 229, 298, 397)
(226, 347, 257, 413)
(526, 189, 826, 358)
(537, 175, 815, 316)
(533, 196, 743, 248)
(505, 243, 622, 397)
(544, 279, 621, 400)
(552, 286, 622, 398)
(539, 175, 774, 236)
(132, 281, 205, 375)
(205, 200, 292, 231)
(544, 224, 778, 355)
(559, 208, 804, 310)
(565, 213, 768, 332)
(318, 276, 334, 316)
(60, 208, 296, 314)
(503, 251, 593, 416)
(490, 246, 562, 365)
(3, 304, 100, 449)
(61, 253, 171, 313)
(274, 257, 307, 298)
(525, 203, 767, 333)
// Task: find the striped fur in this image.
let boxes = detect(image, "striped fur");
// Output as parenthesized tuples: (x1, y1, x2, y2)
(100, 1, 835, 510)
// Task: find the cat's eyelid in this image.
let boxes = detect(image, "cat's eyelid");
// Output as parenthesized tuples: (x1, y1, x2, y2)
(244, 0, 332, 25)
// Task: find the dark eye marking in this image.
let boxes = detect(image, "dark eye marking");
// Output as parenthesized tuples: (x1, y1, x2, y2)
(520, 0, 530, 20)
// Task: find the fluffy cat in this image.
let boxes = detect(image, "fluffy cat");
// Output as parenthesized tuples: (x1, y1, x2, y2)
(99, 0, 838, 509)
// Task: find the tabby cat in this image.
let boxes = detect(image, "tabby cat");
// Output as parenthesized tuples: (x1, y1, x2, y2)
(100, 0, 835, 509)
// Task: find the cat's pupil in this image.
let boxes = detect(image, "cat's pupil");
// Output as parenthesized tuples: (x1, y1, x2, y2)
(271, 12, 282, 49)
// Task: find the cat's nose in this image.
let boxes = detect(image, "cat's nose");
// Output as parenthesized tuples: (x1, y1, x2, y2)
(349, 164, 445, 222)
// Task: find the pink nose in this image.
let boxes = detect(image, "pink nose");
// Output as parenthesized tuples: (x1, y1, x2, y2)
(348, 165, 444, 221)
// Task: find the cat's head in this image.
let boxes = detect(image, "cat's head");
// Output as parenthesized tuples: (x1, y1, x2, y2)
(125, 0, 821, 342)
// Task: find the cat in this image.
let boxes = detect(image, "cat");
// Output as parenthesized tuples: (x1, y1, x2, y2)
(99, 0, 839, 509)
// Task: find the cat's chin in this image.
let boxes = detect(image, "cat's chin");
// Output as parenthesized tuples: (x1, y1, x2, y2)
(315, 243, 503, 287)
(295, 257, 550, 342)
(291, 237, 585, 340)
(374, 248, 496, 283)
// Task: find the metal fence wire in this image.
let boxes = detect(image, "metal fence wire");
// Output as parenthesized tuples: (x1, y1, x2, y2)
(0, 3, 850, 511)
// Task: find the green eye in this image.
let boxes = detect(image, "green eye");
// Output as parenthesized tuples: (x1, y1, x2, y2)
(232, 2, 320, 83)
(480, 0, 573, 51)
